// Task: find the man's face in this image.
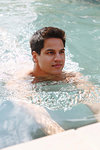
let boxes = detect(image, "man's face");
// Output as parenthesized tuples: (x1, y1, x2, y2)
(34, 38, 65, 76)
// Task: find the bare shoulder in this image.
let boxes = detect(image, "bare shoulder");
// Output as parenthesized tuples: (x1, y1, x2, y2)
(64, 71, 84, 82)
(6, 64, 33, 88)
(15, 65, 33, 79)
(65, 71, 82, 77)
(72, 72, 85, 81)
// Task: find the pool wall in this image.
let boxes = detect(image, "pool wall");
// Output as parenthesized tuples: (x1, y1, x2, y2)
(1, 122, 100, 150)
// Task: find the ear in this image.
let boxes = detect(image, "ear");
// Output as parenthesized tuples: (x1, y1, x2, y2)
(32, 51, 38, 63)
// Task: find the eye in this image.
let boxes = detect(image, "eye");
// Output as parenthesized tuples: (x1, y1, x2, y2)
(59, 50, 65, 54)
(47, 51, 55, 55)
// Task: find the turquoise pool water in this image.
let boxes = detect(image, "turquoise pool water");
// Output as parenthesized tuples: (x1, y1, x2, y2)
(0, 0, 100, 149)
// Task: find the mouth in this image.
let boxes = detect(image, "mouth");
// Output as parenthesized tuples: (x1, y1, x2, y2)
(52, 64, 62, 68)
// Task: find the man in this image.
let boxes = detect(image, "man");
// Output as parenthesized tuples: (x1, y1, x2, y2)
(7, 27, 100, 136)
(28, 27, 93, 89)
(28, 26, 100, 119)
(29, 26, 81, 84)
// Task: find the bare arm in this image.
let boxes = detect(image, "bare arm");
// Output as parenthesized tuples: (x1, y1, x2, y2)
(6, 77, 64, 135)
(72, 72, 100, 121)
(15, 101, 64, 135)
(73, 72, 100, 99)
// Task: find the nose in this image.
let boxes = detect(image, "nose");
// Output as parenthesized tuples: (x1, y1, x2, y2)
(54, 53, 62, 62)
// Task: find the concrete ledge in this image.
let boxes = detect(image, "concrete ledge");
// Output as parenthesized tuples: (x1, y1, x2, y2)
(1, 122, 100, 150)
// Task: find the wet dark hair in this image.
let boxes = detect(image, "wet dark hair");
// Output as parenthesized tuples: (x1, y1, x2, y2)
(30, 27, 66, 55)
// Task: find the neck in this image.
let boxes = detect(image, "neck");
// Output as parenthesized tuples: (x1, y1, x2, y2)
(31, 64, 49, 77)
(29, 66, 66, 83)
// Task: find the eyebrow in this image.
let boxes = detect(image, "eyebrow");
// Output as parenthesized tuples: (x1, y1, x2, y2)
(45, 48, 65, 51)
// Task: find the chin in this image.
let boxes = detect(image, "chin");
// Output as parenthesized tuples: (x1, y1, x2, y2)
(50, 71, 62, 75)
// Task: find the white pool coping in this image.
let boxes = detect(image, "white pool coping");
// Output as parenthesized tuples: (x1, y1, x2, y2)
(1, 122, 100, 150)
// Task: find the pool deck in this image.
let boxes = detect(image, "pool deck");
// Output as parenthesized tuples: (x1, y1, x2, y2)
(1, 122, 100, 150)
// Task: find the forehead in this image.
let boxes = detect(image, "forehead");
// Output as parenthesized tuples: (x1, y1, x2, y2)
(43, 38, 64, 49)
